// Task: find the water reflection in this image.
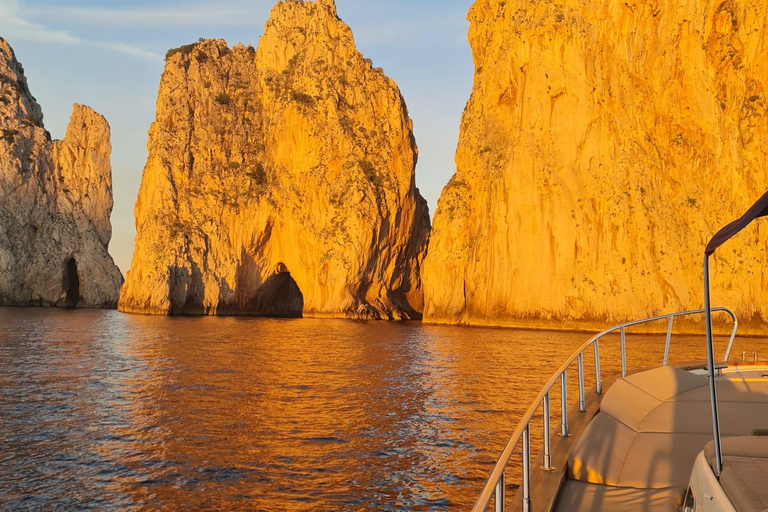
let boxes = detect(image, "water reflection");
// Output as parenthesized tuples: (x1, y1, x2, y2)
(1, 309, 766, 511)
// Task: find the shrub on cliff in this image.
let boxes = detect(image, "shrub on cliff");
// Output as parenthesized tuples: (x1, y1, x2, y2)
(165, 43, 199, 60)
(291, 91, 314, 106)
(214, 93, 231, 105)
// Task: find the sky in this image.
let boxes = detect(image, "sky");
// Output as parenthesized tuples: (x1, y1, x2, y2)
(0, 0, 476, 274)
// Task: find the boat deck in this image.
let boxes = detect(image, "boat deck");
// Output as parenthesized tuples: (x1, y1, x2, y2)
(551, 364, 768, 512)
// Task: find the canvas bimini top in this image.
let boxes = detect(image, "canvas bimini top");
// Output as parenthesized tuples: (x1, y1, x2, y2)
(705, 191, 768, 255)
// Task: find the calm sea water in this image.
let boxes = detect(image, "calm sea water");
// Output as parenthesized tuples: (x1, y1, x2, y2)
(1, 308, 767, 511)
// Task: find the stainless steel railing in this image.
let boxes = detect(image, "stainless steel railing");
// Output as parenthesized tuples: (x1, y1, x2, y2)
(473, 307, 738, 512)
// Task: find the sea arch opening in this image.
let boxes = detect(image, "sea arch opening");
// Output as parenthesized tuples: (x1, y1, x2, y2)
(64, 257, 80, 307)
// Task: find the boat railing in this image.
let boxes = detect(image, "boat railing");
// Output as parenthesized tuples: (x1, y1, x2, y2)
(472, 307, 738, 512)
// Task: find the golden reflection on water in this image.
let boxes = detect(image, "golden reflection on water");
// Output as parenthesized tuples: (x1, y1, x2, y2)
(2, 308, 768, 511)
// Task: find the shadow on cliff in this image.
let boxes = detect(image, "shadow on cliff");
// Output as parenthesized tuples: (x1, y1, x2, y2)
(236, 254, 303, 317)
(167, 263, 206, 315)
(231, 239, 303, 318)
(166, 259, 303, 318)
(346, 209, 426, 321)
(243, 264, 304, 318)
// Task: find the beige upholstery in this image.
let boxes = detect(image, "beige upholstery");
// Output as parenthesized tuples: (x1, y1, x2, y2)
(676, 379, 768, 403)
(600, 379, 663, 430)
(622, 366, 705, 401)
(638, 401, 713, 433)
(705, 437, 768, 512)
(617, 433, 713, 489)
(705, 436, 768, 465)
(569, 413, 638, 485)
(568, 367, 768, 493)
(640, 401, 768, 435)
(568, 415, 711, 488)
(553, 481, 684, 512)
(718, 403, 768, 436)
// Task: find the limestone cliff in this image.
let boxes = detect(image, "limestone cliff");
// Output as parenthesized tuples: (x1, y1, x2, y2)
(423, 0, 768, 331)
(0, 38, 123, 307)
(119, 0, 430, 319)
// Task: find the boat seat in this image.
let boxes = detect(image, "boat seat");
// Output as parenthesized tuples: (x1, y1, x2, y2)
(569, 367, 768, 490)
(552, 481, 683, 512)
(598, 367, 707, 431)
(620, 366, 707, 401)
(568, 412, 711, 488)
(705, 437, 768, 512)
(639, 401, 768, 435)
(677, 379, 768, 404)
(567, 366, 768, 489)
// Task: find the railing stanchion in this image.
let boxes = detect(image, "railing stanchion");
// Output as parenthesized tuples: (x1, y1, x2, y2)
(594, 338, 603, 394)
(560, 371, 569, 437)
(663, 316, 674, 366)
(577, 353, 586, 412)
(522, 424, 531, 512)
(620, 327, 627, 377)
(542, 392, 553, 470)
(495, 471, 505, 512)
(724, 313, 738, 362)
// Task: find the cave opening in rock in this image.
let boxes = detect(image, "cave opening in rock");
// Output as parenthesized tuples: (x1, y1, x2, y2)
(64, 258, 80, 307)
(247, 263, 304, 317)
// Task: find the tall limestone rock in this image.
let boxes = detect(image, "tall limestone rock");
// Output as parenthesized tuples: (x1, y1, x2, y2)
(118, 0, 430, 318)
(0, 38, 122, 308)
(423, 0, 768, 330)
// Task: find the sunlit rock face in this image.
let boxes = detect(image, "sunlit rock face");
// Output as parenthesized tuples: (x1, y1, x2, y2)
(423, 0, 768, 331)
(119, 0, 430, 318)
(0, 38, 123, 308)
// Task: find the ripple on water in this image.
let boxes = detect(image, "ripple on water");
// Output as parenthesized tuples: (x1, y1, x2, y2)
(1, 308, 765, 511)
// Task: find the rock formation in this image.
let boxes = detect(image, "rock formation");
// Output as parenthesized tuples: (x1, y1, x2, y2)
(423, 0, 768, 331)
(118, 0, 430, 319)
(0, 38, 123, 308)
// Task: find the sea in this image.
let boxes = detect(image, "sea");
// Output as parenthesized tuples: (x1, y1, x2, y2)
(1, 308, 766, 511)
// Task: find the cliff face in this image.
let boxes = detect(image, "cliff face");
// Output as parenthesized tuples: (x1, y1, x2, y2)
(119, 0, 430, 319)
(0, 38, 123, 308)
(423, 0, 768, 329)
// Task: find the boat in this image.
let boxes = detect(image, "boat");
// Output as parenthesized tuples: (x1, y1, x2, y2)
(472, 191, 768, 512)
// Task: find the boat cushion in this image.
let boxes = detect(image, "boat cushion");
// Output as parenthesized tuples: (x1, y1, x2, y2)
(600, 379, 663, 430)
(622, 366, 705, 401)
(569, 367, 709, 489)
(639, 401, 768, 436)
(568, 413, 638, 485)
(617, 432, 714, 489)
(705, 437, 768, 512)
(569, 414, 711, 489)
(553, 481, 684, 512)
(569, 367, 768, 491)
(676, 378, 768, 404)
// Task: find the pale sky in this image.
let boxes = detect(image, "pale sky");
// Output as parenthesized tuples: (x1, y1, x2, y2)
(0, 0, 475, 274)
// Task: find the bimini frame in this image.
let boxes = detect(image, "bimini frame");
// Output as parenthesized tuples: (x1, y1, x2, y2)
(703, 190, 768, 477)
